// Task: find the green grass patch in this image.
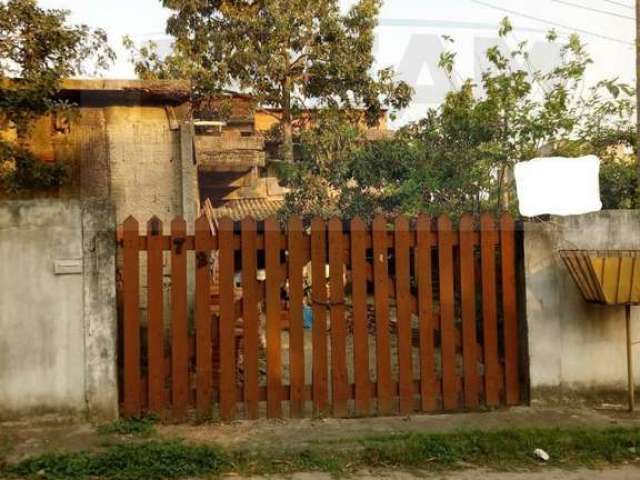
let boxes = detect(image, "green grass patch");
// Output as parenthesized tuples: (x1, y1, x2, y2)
(0, 433, 15, 467)
(3, 427, 640, 479)
(4, 440, 228, 480)
(97, 416, 156, 437)
(358, 427, 640, 470)
(231, 446, 348, 477)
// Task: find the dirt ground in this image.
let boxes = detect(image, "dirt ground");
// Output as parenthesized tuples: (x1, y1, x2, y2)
(155, 405, 640, 451)
(229, 466, 640, 479)
(4, 406, 640, 476)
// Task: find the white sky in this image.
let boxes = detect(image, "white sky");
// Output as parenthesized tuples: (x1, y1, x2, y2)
(38, 0, 636, 125)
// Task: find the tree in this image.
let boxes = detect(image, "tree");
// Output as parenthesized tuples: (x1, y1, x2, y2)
(281, 18, 636, 220)
(279, 97, 491, 223)
(126, 0, 412, 162)
(0, 0, 114, 192)
(636, 0, 640, 204)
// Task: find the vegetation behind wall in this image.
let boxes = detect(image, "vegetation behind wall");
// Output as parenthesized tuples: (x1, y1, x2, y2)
(280, 18, 637, 221)
(0, 0, 114, 193)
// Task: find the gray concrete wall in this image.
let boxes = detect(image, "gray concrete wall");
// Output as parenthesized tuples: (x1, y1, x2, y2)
(104, 105, 198, 324)
(106, 104, 184, 226)
(525, 210, 640, 403)
(0, 199, 117, 420)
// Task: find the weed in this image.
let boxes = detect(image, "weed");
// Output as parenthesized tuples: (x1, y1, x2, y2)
(358, 427, 640, 471)
(0, 433, 14, 468)
(97, 416, 156, 437)
(4, 426, 640, 479)
(5, 440, 228, 480)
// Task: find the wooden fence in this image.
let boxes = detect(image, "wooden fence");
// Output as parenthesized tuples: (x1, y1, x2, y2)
(118, 213, 522, 421)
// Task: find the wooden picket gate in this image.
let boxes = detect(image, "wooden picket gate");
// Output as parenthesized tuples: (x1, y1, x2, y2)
(118, 213, 523, 421)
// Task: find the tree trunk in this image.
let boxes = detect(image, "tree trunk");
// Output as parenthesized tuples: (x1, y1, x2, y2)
(501, 165, 512, 212)
(281, 79, 294, 163)
(636, 0, 640, 205)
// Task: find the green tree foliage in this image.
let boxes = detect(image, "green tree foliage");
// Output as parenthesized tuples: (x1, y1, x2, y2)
(279, 109, 489, 223)
(0, 0, 114, 192)
(125, 0, 412, 162)
(281, 18, 636, 220)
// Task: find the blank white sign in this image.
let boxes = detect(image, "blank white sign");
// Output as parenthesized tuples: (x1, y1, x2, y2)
(514, 155, 602, 217)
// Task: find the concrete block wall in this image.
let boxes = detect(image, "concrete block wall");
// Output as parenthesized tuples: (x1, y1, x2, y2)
(0, 199, 118, 420)
(106, 105, 183, 226)
(105, 106, 198, 325)
(525, 211, 640, 403)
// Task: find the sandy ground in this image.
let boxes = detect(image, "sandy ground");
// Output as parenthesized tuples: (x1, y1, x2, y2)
(4, 406, 640, 477)
(228, 466, 640, 479)
(3, 405, 640, 460)
(155, 405, 640, 450)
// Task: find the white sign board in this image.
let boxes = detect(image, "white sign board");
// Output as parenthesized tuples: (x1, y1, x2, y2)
(514, 155, 602, 217)
(53, 259, 83, 275)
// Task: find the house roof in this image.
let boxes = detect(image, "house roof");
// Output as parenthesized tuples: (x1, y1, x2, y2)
(54, 80, 387, 112)
(59, 79, 190, 92)
(212, 198, 284, 222)
(56, 79, 256, 101)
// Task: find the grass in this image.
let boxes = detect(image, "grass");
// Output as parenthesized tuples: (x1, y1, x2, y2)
(357, 427, 640, 470)
(2, 427, 640, 479)
(96, 416, 157, 437)
(0, 433, 15, 468)
(4, 440, 228, 480)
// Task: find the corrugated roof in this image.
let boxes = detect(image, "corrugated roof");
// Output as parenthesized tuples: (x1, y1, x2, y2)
(212, 198, 284, 221)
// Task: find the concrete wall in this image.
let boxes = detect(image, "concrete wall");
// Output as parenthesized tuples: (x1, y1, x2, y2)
(525, 210, 640, 403)
(11, 90, 198, 228)
(83, 101, 197, 324)
(106, 104, 185, 226)
(0, 199, 117, 420)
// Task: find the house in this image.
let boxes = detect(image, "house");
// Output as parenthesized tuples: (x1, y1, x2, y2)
(2, 79, 389, 224)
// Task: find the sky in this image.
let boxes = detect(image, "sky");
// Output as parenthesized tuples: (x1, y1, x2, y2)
(38, 0, 636, 125)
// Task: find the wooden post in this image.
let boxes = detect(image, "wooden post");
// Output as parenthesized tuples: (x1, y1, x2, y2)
(218, 217, 236, 421)
(288, 217, 306, 417)
(416, 215, 437, 412)
(171, 217, 189, 420)
(122, 216, 140, 417)
(372, 215, 392, 415)
(311, 218, 328, 415)
(351, 218, 370, 415)
(627, 304, 634, 412)
(265, 216, 282, 418)
(242, 217, 260, 419)
(438, 215, 457, 410)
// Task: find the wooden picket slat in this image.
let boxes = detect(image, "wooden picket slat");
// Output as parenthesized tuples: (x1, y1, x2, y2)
(265, 216, 282, 418)
(242, 217, 260, 419)
(288, 217, 306, 417)
(218, 217, 236, 420)
(350, 217, 370, 415)
(146, 217, 164, 415)
(459, 214, 479, 408)
(171, 217, 189, 419)
(122, 216, 141, 417)
(395, 216, 413, 415)
(195, 215, 212, 417)
(481, 213, 500, 407)
(501, 213, 520, 405)
(311, 218, 329, 414)
(416, 215, 437, 411)
(372, 215, 393, 415)
(438, 215, 457, 410)
(328, 218, 349, 417)
(212, 300, 220, 409)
